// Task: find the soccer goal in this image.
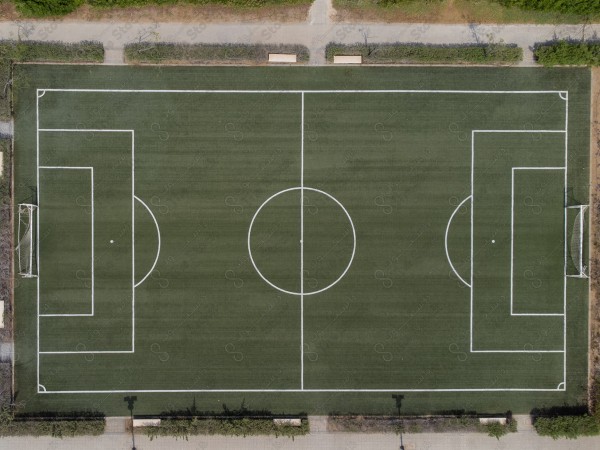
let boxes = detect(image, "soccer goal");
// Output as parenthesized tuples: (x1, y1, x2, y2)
(566, 205, 588, 279)
(15, 203, 37, 278)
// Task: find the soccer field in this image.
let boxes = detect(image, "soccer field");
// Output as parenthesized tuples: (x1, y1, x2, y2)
(12, 65, 590, 416)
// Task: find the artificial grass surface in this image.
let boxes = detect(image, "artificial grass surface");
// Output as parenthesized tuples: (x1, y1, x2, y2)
(12, 65, 589, 416)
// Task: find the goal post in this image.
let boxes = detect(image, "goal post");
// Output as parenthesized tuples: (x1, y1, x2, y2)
(566, 204, 588, 279)
(15, 203, 37, 278)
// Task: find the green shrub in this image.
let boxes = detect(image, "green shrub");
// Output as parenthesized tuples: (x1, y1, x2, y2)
(143, 417, 309, 441)
(125, 43, 309, 64)
(325, 42, 522, 65)
(534, 40, 600, 66)
(89, 0, 310, 6)
(15, 0, 312, 15)
(534, 415, 600, 439)
(0, 40, 104, 119)
(497, 0, 600, 15)
(0, 407, 105, 438)
(15, 0, 84, 17)
(484, 422, 509, 439)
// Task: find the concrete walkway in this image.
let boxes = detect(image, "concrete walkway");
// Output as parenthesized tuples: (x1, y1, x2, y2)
(0, 5, 596, 66)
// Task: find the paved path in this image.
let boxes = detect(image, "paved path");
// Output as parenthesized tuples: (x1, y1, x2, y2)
(2, 422, 600, 449)
(0, 5, 596, 66)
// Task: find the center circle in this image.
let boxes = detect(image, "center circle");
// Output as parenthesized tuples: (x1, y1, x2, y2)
(248, 187, 356, 296)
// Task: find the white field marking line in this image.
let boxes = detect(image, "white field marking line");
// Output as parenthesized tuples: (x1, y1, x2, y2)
(38, 166, 94, 318)
(563, 93, 568, 387)
(35, 122, 135, 360)
(39, 129, 131, 132)
(133, 196, 161, 288)
(36, 90, 569, 393)
(40, 350, 134, 354)
(300, 92, 304, 391)
(132, 131, 135, 353)
(474, 130, 566, 133)
(39, 387, 565, 394)
(247, 187, 356, 297)
(39, 89, 567, 94)
(580, 205, 584, 274)
(470, 130, 567, 354)
(444, 195, 472, 288)
(510, 167, 566, 317)
(36, 91, 40, 389)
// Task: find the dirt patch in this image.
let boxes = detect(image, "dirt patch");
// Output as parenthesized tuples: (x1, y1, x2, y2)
(0, 1, 18, 21)
(0, 2, 309, 23)
(590, 68, 600, 412)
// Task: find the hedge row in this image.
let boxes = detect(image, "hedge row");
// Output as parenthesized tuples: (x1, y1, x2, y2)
(0, 419, 106, 437)
(142, 417, 309, 440)
(15, 0, 310, 17)
(328, 414, 517, 439)
(534, 40, 600, 66)
(125, 43, 309, 64)
(534, 415, 600, 439)
(0, 407, 105, 437)
(0, 40, 104, 119)
(497, 0, 600, 15)
(325, 43, 522, 65)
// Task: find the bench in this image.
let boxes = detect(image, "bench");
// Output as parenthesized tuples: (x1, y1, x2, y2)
(273, 418, 302, 427)
(479, 417, 507, 425)
(333, 55, 362, 64)
(132, 418, 161, 427)
(269, 54, 297, 63)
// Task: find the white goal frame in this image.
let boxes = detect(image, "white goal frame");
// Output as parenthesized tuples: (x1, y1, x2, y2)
(566, 204, 589, 279)
(16, 203, 37, 278)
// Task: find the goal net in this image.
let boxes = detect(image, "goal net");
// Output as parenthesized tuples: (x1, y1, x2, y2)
(566, 205, 588, 278)
(15, 203, 37, 278)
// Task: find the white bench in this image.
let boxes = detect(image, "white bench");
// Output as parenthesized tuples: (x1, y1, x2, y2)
(479, 417, 507, 425)
(333, 55, 362, 64)
(0, 301, 4, 328)
(269, 54, 297, 63)
(132, 418, 161, 427)
(273, 418, 302, 427)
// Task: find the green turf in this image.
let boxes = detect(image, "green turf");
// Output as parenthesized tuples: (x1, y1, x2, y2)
(12, 65, 589, 416)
